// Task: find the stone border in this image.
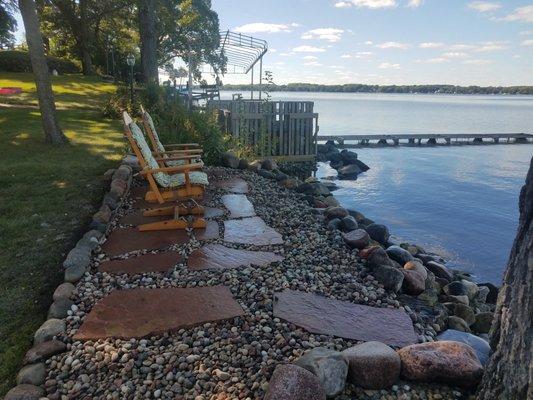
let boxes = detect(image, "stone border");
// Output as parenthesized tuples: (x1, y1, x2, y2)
(5, 156, 137, 400)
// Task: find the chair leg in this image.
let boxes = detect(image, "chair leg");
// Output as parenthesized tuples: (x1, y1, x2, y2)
(143, 205, 204, 217)
(138, 217, 207, 232)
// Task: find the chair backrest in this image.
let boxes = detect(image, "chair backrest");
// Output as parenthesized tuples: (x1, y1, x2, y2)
(140, 106, 166, 154)
(122, 111, 166, 185)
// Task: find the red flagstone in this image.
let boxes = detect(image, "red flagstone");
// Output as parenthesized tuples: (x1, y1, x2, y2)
(224, 217, 283, 245)
(102, 228, 189, 257)
(99, 252, 183, 275)
(273, 290, 417, 347)
(214, 178, 249, 194)
(188, 244, 283, 271)
(74, 286, 245, 340)
(119, 207, 224, 226)
(195, 220, 220, 240)
(222, 194, 255, 218)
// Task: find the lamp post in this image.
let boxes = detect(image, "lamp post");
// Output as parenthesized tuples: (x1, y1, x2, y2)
(126, 53, 135, 104)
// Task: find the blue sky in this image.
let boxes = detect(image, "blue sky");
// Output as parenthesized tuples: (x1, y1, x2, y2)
(211, 0, 533, 85)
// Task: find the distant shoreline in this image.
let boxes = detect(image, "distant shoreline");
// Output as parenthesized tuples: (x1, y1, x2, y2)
(221, 83, 533, 95)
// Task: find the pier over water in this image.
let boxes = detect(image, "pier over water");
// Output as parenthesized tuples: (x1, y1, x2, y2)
(317, 133, 533, 148)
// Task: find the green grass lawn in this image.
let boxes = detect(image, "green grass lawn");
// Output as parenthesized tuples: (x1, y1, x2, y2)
(0, 73, 124, 396)
(0, 72, 117, 110)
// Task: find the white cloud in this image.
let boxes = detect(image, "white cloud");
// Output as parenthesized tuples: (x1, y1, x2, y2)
(503, 6, 533, 23)
(463, 59, 491, 65)
(376, 41, 410, 49)
(520, 30, 533, 36)
(356, 51, 373, 58)
(378, 62, 401, 69)
(303, 55, 318, 60)
(407, 0, 424, 8)
(334, 0, 397, 9)
(467, 2, 501, 13)
(341, 54, 352, 58)
(302, 28, 344, 42)
(475, 41, 507, 52)
(293, 45, 326, 53)
(522, 39, 533, 46)
(448, 43, 476, 51)
(304, 61, 323, 66)
(364, 41, 374, 45)
(234, 22, 298, 34)
(419, 42, 444, 49)
(442, 52, 469, 58)
(418, 57, 450, 64)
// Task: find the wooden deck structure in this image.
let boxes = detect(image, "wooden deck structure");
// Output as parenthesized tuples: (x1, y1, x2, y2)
(208, 100, 319, 161)
(318, 133, 533, 147)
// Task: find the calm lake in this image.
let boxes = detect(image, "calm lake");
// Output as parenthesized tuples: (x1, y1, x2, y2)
(221, 91, 533, 284)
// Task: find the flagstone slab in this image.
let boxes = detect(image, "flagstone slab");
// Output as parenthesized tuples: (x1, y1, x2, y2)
(214, 178, 249, 194)
(195, 220, 220, 240)
(102, 228, 189, 257)
(99, 251, 183, 275)
(74, 286, 245, 340)
(273, 290, 417, 347)
(188, 244, 283, 271)
(119, 207, 224, 226)
(222, 194, 255, 218)
(224, 217, 283, 245)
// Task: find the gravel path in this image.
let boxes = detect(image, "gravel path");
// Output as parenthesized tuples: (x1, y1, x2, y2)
(43, 167, 468, 400)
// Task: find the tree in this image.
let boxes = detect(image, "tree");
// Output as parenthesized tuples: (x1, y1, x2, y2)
(0, 1, 16, 48)
(477, 156, 532, 400)
(19, 0, 68, 144)
(138, 0, 158, 84)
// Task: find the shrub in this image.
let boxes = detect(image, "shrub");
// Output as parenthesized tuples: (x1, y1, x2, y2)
(0, 50, 79, 73)
(103, 84, 228, 165)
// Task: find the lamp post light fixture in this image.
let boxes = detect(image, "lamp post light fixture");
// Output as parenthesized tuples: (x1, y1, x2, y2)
(126, 53, 135, 104)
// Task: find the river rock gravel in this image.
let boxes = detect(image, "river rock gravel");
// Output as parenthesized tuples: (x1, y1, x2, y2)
(42, 167, 471, 399)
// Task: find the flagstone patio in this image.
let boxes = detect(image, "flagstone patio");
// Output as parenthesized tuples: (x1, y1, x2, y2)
(99, 251, 183, 275)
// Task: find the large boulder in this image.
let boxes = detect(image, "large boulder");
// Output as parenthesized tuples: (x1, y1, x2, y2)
(364, 224, 390, 245)
(261, 158, 278, 171)
(16, 363, 46, 386)
(4, 384, 45, 400)
(294, 347, 348, 398)
(400, 269, 425, 295)
(386, 245, 414, 265)
(444, 303, 475, 326)
(342, 229, 370, 250)
(23, 340, 66, 365)
(324, 207, 348, 220)
(447, 316, 471, 333)
(460, 279, 479, 300)
(477, 282, 499, 304)
(342, 341, 401, 389)
(443, 281, 470, 297)
(221, 151, 240, 169)
(338, 216, 358, 232)
(471, 312, 494, 334)
(363, 246, 401, 270)
(398, 341, 483, 388)
(264, 364, 326, 400)
(297, 182, 331, 197)
(373, 265, 404, 293)
(425, 261, 453, 282)
(34, 319, 65, 345)
(404, 260, 428, 280)
(437, 330, 491, 366)
(337, 164, 362, 180)
(339, 149, 358, 164)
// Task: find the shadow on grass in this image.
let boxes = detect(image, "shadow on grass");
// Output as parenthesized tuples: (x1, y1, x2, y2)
(0, 107, 124, 395)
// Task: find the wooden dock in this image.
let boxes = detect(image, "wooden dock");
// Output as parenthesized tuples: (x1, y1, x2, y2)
(317, 133, 533, 147)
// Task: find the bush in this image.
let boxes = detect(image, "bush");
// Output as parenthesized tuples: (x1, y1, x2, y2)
(103, 84, 228, 165)
(0, 50, 79, 73)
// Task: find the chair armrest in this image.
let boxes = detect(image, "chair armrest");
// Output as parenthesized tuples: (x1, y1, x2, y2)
(152, 149, 203, 155)
(140, 162, 204, 175)
(154, 155, 202, 162)
(164, 143, 201, 149)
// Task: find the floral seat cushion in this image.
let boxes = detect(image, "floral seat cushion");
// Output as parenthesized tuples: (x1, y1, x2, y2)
(129, 122, 208, 188)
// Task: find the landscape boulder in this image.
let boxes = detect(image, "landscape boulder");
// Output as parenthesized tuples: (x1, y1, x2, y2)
(386, 245, 414, 265)
(443, 281, 470, 297)
(23, 340, 66, 365)
(478, 282, 499, 304)
(425, 261, 453, 282)
(398, 341, 483, 388)
(34, 318, 66, 345)
(373, 265, 404, 293)
(444, 303, 475, 326)
(264, 364, 326, 400)
(296, 182, 331, 197)
(16, 363, 46, 386)
(364, 224, 390, 245)
(337, 164, 362, 180)
(342, 341, 401, 389)
(400, 269, 425, 295)
(295, 347, 348, 397)
(404, 260, 428, 281)
(261, 158, 278, 171)
(338, 216, 358, 232)
(447, 316, 471, 333)
(221, 151, 240, 169)
(340, 149, 358, 164)
(47, 298, 74, 319)
(471, 312, 494, 334)
(52, 282, 75, 301)
(4, 384, 45, 400)
(437, 330, 491, 366)
(342, 229, 370, 249)
(324, 207, 349, 220)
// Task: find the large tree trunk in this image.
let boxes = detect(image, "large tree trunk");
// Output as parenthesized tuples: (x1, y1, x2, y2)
(18, 0, 68, 145)
(138, 0, 158, 84)
(79, 0, 93, 75)
(477, 156, 532, 399)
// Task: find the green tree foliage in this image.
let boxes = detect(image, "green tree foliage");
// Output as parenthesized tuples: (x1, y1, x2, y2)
(223, 82, 533, 95)
(0, 1, 17, 49)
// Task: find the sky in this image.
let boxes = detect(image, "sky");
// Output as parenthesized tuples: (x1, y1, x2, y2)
(210, 0, 533, 86)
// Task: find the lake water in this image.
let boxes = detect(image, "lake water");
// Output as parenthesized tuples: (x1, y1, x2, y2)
(221, 91, 533, 284)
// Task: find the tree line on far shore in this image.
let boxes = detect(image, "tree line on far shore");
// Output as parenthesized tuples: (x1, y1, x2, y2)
(223, 83, 533, 95)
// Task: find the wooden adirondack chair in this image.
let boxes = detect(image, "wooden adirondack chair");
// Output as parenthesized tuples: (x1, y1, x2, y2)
(140, 105, 203, 166)
(122, 111, 208, 231)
